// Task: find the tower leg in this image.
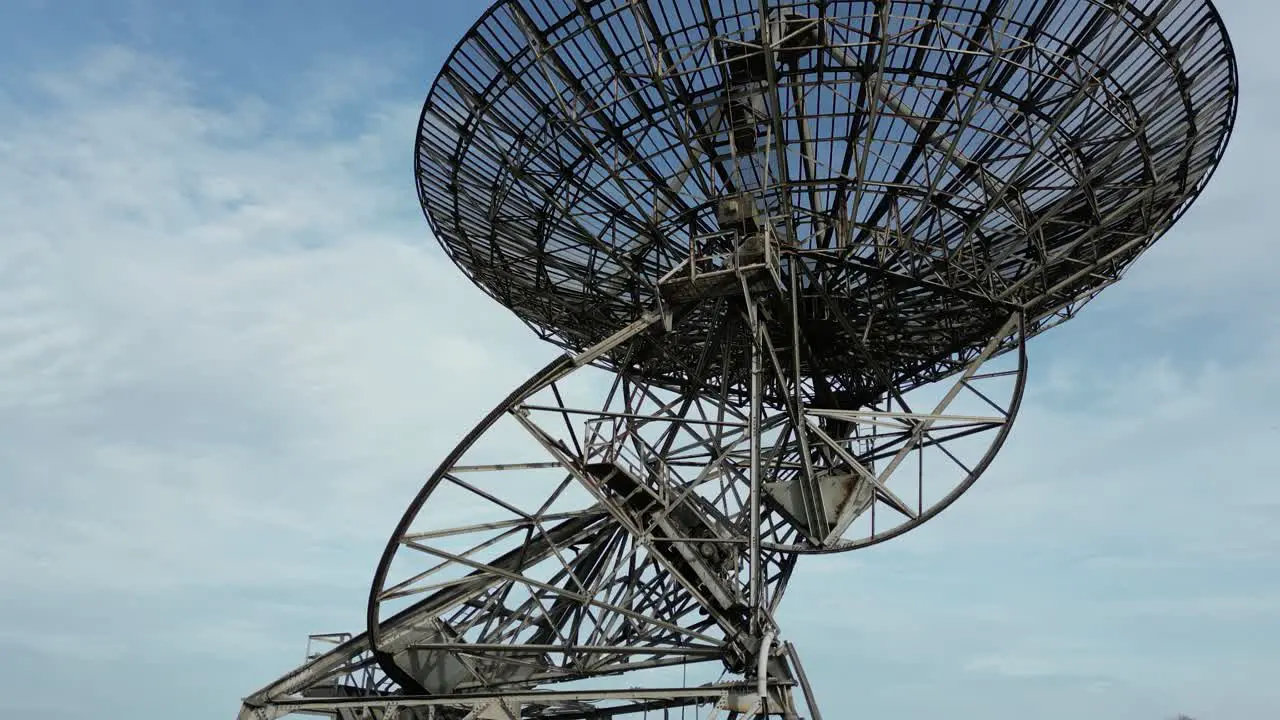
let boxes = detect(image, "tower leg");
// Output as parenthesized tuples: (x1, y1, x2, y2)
(748, 297, 764, 636)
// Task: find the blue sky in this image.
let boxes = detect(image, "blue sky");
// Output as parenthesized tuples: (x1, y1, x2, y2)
(1, 2, 1277, 719)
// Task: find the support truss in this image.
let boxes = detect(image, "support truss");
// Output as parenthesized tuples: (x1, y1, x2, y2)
(239, 1, 1236, 718)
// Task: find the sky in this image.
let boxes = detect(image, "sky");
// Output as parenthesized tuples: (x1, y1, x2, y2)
(0, 1, 1276, 719)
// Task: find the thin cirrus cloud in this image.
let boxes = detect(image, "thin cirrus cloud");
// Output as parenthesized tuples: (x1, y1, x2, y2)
(2, 2, 1279, 719)
(0, 44, 548, 716)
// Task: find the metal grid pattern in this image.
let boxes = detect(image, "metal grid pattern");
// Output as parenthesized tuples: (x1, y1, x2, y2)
(416, 0, 1236, 395)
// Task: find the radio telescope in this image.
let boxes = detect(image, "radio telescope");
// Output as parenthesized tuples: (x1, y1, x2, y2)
(239, 1, 1236, 718)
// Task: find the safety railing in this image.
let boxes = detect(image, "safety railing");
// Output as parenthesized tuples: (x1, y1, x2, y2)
(583, 416, 673, 502)
(656, 226, 782, 290)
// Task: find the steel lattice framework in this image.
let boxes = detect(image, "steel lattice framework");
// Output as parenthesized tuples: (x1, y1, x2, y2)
(239, 1, 1237, 719)
(417, 0, 1234, 400)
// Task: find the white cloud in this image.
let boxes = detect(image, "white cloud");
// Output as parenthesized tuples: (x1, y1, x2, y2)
(4, 4, 1280, 718)
(0, 45, 549, 694)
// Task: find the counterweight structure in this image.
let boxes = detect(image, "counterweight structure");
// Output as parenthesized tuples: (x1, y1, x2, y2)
(239, 1, 1237, 718)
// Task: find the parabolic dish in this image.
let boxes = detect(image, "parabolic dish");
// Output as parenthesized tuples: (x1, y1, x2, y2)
(414, 0, 1236, 399)
(237, 4, 1240, 720)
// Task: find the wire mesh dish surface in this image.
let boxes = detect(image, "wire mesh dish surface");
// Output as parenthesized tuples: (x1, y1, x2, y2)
(415, 0, 1236, 398)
